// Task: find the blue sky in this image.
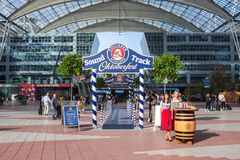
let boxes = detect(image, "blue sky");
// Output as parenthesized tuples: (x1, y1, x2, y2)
(95, 32, 150, 55)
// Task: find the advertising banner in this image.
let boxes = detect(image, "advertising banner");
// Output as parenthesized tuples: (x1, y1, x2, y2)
(83, 43, 153, 73)
(63, 105, 79, 127)
(202, 77, 210, 88)
(105, 74, 134, 86)
(19, 84, 36, 101)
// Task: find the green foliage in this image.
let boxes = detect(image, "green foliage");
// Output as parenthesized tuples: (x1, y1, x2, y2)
(96, 77, 105, 89)
(210, 67, 232, 94)
(153, 53, 183, 83)
(104, 74, 112, 79)
(183, 87, 191, 97)
(57, 54, 82, 77)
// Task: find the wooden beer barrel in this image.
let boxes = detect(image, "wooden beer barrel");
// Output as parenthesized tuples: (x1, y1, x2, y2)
(174, 108, 198, 144)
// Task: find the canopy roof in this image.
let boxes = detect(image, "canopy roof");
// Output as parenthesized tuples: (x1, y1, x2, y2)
(0, 0, 239, 34)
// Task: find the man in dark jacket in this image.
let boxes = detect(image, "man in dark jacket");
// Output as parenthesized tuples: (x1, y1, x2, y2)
(0, 96, 3, 106)
(51, 94, 58, 120)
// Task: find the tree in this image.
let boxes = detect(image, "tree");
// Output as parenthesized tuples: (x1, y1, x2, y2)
(210, 66, 232, 95)
(153, 53, 183, 92)
(57, 54, 82, 100)
(57, 54, 82, 77)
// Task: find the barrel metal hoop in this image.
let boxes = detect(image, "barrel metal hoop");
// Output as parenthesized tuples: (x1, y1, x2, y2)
(175, 137, 194, 141)
(175, 119, 195, 121)
(175, 131, 195, 134)
(175, 115, 195, 117)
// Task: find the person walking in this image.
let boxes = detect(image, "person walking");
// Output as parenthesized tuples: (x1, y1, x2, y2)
(218, 92, 226, 111)
(51, 94, 58, 120)
(42, 92, 52, 115)
(161, 93, 173, 141)
(148, 92, 157, 123)
(210, 94, 216, 111)
(80, 96, 85, 112)
(0, 96, 3, 107)
(135, 94, 139, 111)
(205, 93, 211, 112)
(38, 95, 43, 115)
(154, 94, 162, 131)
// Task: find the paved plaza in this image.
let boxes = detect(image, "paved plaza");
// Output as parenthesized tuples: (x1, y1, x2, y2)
(0, 102, 240, 160)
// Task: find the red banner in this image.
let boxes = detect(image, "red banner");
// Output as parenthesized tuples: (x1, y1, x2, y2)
(18, 84, 72, 101)
(35, 84, 72, 88)
(19, 84, 36, 101)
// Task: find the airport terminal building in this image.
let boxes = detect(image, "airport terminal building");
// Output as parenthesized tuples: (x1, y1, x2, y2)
(0, 32, 239, 97)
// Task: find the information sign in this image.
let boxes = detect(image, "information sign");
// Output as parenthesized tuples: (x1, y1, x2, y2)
(63, 105, 79, 128)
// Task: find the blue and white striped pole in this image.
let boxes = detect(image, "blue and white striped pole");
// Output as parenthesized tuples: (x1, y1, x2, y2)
(108, 84, 111, 94)
(128, 85, 132, 100)
(91, 69, 97, 128)
(139, 69, 144, 129)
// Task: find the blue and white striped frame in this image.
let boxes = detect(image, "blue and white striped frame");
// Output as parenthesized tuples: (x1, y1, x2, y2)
(91, 69, 97, 128)
(139, 69, 145, 129)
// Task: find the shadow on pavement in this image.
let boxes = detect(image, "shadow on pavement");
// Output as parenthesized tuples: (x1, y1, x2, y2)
(0, 127, 20, 131)
(79, 124, 94, 131)
(196, 117, 220, 120)
(194, 129, 219, 143)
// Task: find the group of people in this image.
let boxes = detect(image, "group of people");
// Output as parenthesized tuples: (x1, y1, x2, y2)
(205, 92, 227, 112)
(0, 96, 10, 106)
(132, 90, 230, 141)
(41, 93, 88, 120)
(96, 93, 118, 110)
(41, 93, 61, 120)
(134, 90, 186, 142)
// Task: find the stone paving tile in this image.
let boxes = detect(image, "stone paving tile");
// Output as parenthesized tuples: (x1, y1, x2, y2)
(26, 141, 44, 160)
(135, 144, 240, 159)
(42, 141, 55, 160)
(13, 142, 34, 160)
(1, 102, 240, 160)
(0, 131, 118, 143)
(197, 123, 240, 132)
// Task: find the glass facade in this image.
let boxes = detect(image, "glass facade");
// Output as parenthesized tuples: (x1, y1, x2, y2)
(54, 36, 73, 43)
(211, 35, 230, 42)
(167, 45, 230, 52)
(145, 33, 238, 85)
(166, 33, 238, 85)
(180, 55, 231, 61)
(1, 33, 95, 84)
(145, 33, 164, 56)
(167, 35, 186, 42)
(184, 64, 231, 71)
(189, 35, 208, 42)
(76, 33, 95, 56)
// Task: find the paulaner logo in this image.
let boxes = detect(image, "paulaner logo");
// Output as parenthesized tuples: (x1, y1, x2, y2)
(107, 44, 129, 64)
(115, 74, 125, 82)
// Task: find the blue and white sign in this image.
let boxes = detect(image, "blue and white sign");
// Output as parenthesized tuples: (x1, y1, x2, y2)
(63, 105, 79, 127)
(202, 77, 210, 88)
(83, 43, 153, 73)
(105, 74, 134, 86)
